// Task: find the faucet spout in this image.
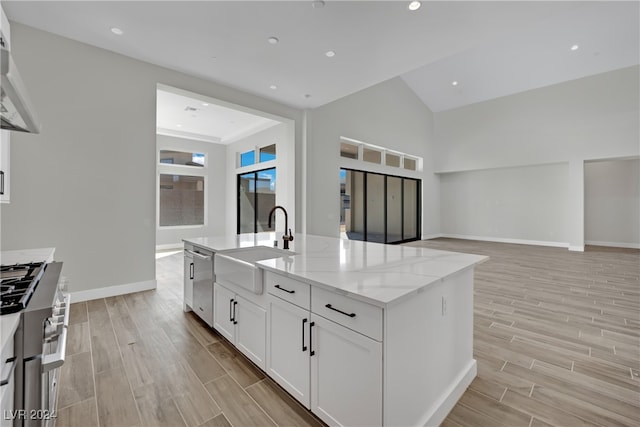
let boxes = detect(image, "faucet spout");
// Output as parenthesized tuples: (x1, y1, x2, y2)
(268, 205, 294, 250)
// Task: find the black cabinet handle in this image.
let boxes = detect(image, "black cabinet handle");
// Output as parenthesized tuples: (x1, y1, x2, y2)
(233, 300, 238, 325)
(274, 284, 295, 294)
(302, 318, 308, 352)
(0, 171, 4, 196)
(229, 298, 234, 322)
(325, 304, 356, 318)
(309, 321, 315, 356)
(189, 262, 194, 280)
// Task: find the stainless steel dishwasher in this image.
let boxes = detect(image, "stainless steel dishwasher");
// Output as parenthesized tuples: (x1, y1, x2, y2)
(187, 247, 214, 327)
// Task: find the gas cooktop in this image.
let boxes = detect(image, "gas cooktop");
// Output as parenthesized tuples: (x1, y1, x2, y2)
(0, 261, 46, 314)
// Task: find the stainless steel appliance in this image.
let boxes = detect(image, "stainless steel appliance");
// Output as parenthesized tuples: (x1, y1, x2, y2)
(0, 41, 41, 134)
(187, 248, 214, 327)
(1, 261, 68, 427)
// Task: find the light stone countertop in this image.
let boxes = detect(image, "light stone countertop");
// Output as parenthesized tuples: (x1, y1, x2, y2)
(184, 234, 487, 308)
(1, 248, 56, 354)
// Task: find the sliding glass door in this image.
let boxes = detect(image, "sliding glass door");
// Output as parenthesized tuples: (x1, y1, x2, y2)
(238, 168, 276, 233)
(340, 168, 420, 244)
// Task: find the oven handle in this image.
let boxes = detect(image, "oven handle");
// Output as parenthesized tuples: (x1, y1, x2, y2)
(42, 294, 71, 373)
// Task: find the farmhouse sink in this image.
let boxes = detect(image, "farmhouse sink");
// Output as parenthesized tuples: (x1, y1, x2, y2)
(214, 246, 290, 294)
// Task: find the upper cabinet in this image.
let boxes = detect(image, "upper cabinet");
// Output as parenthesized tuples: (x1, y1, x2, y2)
(0, 131, 9, 203)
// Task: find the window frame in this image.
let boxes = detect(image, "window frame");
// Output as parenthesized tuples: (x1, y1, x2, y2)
(237, 166, 277, 234)
(157, 148, 208, 230)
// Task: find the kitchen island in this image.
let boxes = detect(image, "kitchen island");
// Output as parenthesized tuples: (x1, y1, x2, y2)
(183, 233, 486, 427)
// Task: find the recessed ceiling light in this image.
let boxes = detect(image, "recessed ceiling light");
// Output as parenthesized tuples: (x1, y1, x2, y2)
(312, 1, 325, 9)
(176, 124, 182, 127)
(202, 103, 209, 107)
(408, 1, 421, 11)
(110, 27, 123, 36)
(452, 81, 459, 86)
(570, 44, 579, 51)
(268, 36, 279, 45)
(270, 85, 278, 90)
(325, 50, 336, 58)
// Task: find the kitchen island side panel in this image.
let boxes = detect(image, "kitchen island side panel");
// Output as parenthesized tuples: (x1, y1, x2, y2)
(383, 268, 475, 426)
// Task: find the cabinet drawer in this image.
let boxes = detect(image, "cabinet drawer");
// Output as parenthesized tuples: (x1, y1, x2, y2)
(265, 271, 310, 310)
(311, 287, 382, 341)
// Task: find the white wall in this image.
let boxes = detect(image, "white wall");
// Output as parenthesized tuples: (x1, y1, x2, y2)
(440, 164, 569, 246)
(305, 77, 438, 238)
(585, 158, 640, 248)
(225, 122, 296, 236)
(434, 66, 639, 172)
(155, 135, 226, 248)
(1, 23, 302, 295)
(434, 66, 640, 249)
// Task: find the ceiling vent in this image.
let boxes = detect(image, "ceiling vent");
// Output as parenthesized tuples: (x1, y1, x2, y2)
(184, 106, 198, 112)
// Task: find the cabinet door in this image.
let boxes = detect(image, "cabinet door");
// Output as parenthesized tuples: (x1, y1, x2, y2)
(183, 252, 194, 312)
(310, 314, 382, 427)
(267, 296, 311, 408)
(213, 283, 235, 342)
(235, 295, 267, 370)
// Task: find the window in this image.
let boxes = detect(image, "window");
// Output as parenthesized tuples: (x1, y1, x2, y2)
(240, 150, 255, 167)
(340, 168, 420, 244)
(404, 157, 417, 171)
(363, 147, 382, 164)
(238, 168, 276, 233)
(339, 138, 422, 172)
(340, 142, 359, 159)
(385, 153, 400, 167)
(159, 174, 204, 226)
(159, 150, 205, 167)
(260, 144, 276, 162)
(239, 144, 278, 168)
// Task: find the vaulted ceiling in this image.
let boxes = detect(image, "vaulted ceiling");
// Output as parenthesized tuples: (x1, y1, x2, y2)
(4, 1, 639, 120)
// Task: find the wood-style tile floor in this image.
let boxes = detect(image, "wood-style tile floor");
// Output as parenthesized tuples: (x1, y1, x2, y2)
(56, 240, 640, 427)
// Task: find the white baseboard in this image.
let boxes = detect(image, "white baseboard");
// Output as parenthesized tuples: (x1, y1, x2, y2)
(422, 360, 477, 427)
(156, 243, 183, 251)
(585, 240, 640, 249)
(568, 245, 585, 252)
(439, 233, 568, 248)
(69, 279, 157, 303)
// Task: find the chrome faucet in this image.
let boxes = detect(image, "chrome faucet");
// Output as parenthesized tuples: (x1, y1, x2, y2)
(268, 205, 294, 250)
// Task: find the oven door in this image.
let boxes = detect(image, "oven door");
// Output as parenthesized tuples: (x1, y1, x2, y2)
(25, 293, 70, 427)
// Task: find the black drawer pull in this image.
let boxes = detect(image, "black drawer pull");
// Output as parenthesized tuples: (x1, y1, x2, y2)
(325, 304, 356, 318)
(309, 321, 315, 356)
(274, 284, 295, 294)
(233, 300, 238, 325)
(0, 170, 4, 196)
(189, 262, 194, 280)
(302, 318, 307, 352)
(229, 299, 234, 322)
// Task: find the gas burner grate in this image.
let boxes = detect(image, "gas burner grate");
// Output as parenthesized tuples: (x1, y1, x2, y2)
(0, 261, 46, 314)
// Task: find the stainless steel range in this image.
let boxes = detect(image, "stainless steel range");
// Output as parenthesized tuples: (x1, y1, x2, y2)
(0, 261, 69, 427)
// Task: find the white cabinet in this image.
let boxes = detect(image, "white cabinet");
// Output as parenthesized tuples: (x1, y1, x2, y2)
(310, 314, 382, 426)
(267, 295, 311, 406)
(0, 131, 10, 204)
(183, 246, 194, 312)
(213, 282, 266, 370)
(266, 272, 383, 426)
